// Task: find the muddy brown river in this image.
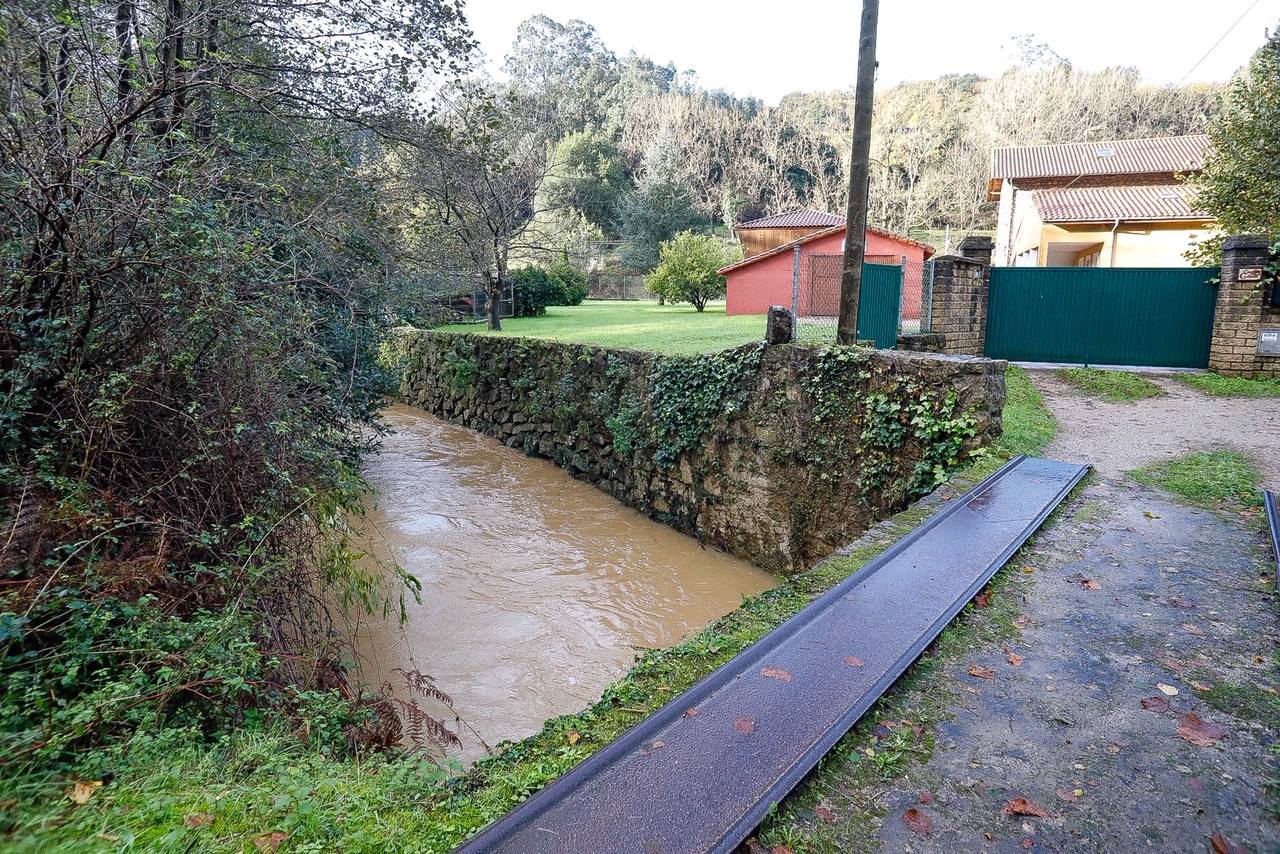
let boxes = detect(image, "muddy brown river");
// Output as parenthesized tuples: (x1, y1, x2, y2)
(350, 405, 775, 765)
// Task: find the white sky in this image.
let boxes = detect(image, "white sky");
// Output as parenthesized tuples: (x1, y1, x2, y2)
(465, 0, 1279, 102)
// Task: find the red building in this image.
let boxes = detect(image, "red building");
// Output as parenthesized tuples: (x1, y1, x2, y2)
(720, 211, 935, 319)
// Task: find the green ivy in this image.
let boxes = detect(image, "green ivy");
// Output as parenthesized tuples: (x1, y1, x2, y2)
(646, 345, 764, 465)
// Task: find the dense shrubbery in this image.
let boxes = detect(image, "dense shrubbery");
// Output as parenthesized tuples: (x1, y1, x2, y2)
(0, 0, 473, 813)
(510, 258, 590, 317)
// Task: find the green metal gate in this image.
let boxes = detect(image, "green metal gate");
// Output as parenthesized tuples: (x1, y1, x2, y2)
(985, 267, 1218, 368)
(857, 262, 902, 349)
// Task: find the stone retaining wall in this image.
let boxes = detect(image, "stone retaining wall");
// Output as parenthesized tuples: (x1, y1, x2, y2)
(394, 333, 1007, 573)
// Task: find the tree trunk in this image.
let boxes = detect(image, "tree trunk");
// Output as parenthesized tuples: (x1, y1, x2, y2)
(486, 272, 502, 331)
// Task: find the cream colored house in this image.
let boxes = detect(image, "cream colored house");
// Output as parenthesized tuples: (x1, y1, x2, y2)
(989, 135, 1215, 267)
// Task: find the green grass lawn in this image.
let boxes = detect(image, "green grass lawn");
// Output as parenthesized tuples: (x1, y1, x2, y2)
(1130, 448, 1262, 508)
(437, 300, 766, 355)
(998, 366, 1057, 456)
(1173, 372, 1280, 398)
(1055, 367, 1163, 402)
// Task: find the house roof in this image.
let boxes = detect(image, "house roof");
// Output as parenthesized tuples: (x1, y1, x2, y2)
(991, 134, 1209, 182)
(1033, 185, 1210, 223)
(736, 209, 846, 229)
(717, 223, 934, 275)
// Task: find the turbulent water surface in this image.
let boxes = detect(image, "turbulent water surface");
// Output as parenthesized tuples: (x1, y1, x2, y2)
(351, 404, 776, 764)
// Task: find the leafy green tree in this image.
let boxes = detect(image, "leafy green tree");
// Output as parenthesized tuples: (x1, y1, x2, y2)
(543, 131, 631, 236)
(646, 232, 739, 312)
(1188, 27, 1280, 261)
(505, 15, 619, 135)
(616, 127, 703, 272)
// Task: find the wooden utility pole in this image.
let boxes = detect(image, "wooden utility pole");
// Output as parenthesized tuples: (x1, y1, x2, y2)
(836, 0, 880, 345)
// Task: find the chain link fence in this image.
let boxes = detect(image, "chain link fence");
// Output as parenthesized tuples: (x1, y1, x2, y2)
(791, 252, 932, 343)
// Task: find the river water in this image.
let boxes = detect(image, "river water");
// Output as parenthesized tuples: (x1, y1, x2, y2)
(350, 404, 776, 764)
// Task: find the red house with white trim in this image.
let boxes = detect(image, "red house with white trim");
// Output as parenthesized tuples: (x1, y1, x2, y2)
(720, 210, 935, 319)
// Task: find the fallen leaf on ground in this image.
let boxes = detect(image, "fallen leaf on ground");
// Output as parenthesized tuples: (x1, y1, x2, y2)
(814, 803, 836, 824)
(1181, 623, 1204, 636)
(770, 847, 794, 854)
(1141, 696, 1172, 717)
(1055, 788, 1078, 802)
(1170, 597, 1197, 609)
(974, 588, 992, 607)
(733, 716, 756, 735)
(1013, 616, 1032, 629)
(645, 739, 665, 752)
(1144, 510, 1160, 519)
(1157, 682, 1179, 696)
(1002, 798, 1050, 817)
(1082, 579, 1100, 591)
(1190, 680, 1212, 692)
(761, 666, 793, 683)
(1210, 832, 1243, 854)
(1021, 565, 1035, 574)
(918, 790, 934, 805)
(1064, 572, 1099, 590)
(843, 655, 864, 668)
(567, 730, 581, 745)
(184, 813, 214, 828)
(903, 807, 933, 836)
(967, 664, 995, 679)
(1261, 685, 1278, 695)
(252, 832, 288, 853)
(1176, 712, 1227, 747)
(682, 706, 699, 718)
(67, 780, 102, 805)
(1004, 648, 1024, 666)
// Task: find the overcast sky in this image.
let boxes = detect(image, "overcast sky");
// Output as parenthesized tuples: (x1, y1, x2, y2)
(465, 0, 1278, 102)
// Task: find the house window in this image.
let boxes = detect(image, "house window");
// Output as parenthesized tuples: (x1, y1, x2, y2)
(1075, 250, 1100, 267)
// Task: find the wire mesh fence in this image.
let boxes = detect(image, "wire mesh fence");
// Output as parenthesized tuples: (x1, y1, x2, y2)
(792, 253, 927, 344)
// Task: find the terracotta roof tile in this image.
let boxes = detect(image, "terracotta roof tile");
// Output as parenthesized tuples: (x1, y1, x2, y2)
(1033, 185, 1209, 222)
(992, 134, 1209, 181)
(736, 209, 845, 229)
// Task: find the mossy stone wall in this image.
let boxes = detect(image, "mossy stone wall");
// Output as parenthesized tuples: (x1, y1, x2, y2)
(395, 332, 1006, 573)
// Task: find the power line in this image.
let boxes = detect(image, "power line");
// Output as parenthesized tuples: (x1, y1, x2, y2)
(1178, 0, 1265, 84)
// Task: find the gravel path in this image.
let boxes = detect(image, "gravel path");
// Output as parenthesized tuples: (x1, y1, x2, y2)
(1033, 372, 1280, 489)
(873, 479, 1279, 853)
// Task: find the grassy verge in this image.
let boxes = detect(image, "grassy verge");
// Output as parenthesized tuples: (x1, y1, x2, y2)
(1055, 367, 1162, 402)
(997, 366, 1057, 456)
(1129, 448, 1262, 509)
(1173, 372, 1280, 398)
(437, 300, 765, 355)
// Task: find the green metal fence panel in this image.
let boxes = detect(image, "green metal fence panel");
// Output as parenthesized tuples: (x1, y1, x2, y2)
(985, 267, 1218, 368)
(858, 262, 902, 350)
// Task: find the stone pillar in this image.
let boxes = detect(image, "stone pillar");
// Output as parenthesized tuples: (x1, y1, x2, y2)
(766, 305, 794, 345)
(958, 235, 994, 266)
(925, 255, 990, 356)
(1209, 235, 1280, 378)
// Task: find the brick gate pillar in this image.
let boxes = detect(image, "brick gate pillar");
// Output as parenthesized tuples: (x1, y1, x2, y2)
(1209, 235, 1280, 378)
(919, 237, 993, 357)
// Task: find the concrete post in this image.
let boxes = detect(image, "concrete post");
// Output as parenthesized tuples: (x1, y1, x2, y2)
(1209, 235, 1280, 378)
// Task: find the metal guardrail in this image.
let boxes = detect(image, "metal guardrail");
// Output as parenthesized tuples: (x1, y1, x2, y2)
(455, 455, 1089, 854)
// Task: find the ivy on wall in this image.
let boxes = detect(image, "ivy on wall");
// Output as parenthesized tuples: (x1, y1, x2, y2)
(395, 332, 1003, 572)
